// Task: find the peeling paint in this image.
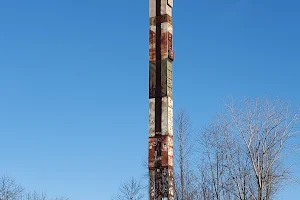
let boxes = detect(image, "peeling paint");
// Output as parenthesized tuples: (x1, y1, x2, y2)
(149, 0, 156, 18)
(150, 0, 172, 18)
(149, 26, 156, 62)
(161, 23, 173, 60)
(161, 0, 172, 16)
(161, 97, 173, 136)
(149, 98, 156, 137)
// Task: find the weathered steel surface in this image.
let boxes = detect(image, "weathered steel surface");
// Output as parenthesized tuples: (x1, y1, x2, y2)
(149, 26, 156, 62)
(149, 135, 174, 168)
(150, 60, 173, 98)
(149, 0, 174, 199)
(149, 169, 156, 199)
(150, 23, 173, 63)
(161, 136, 174, 167)
(150, 15, 172, 26)
(168, 33, 174, 61)
(149, 98, 156, 137)
(149, 62, 156, 98)
(149, 167, 174, 200)
(161, 97, 173, 136)
(149, 0, 156, 18)
(149, 0, 173, 17)
(161, 23, 173, 60)
(161, 59, 173, 97)
(161, 0, 172, 16)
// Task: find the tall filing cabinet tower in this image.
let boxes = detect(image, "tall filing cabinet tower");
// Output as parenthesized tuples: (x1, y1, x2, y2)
(148, 0, 174, 199)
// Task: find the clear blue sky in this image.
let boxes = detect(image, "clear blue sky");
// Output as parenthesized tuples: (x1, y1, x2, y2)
(0, 0, 299, 199)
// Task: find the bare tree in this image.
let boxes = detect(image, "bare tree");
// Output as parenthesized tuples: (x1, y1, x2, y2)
(21, 192, 47, 200)
(200, 124, 229, 200)
(0, 176, 69, 200)
(174, 109, 199, 200)
(227, 98, 299, 200)
(112, 177, 145, 200)
(198, 97, 300, 200)
(200, 118, 253, 200)
(21, 192, 69, 200)
(0, 176, 24, 200)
